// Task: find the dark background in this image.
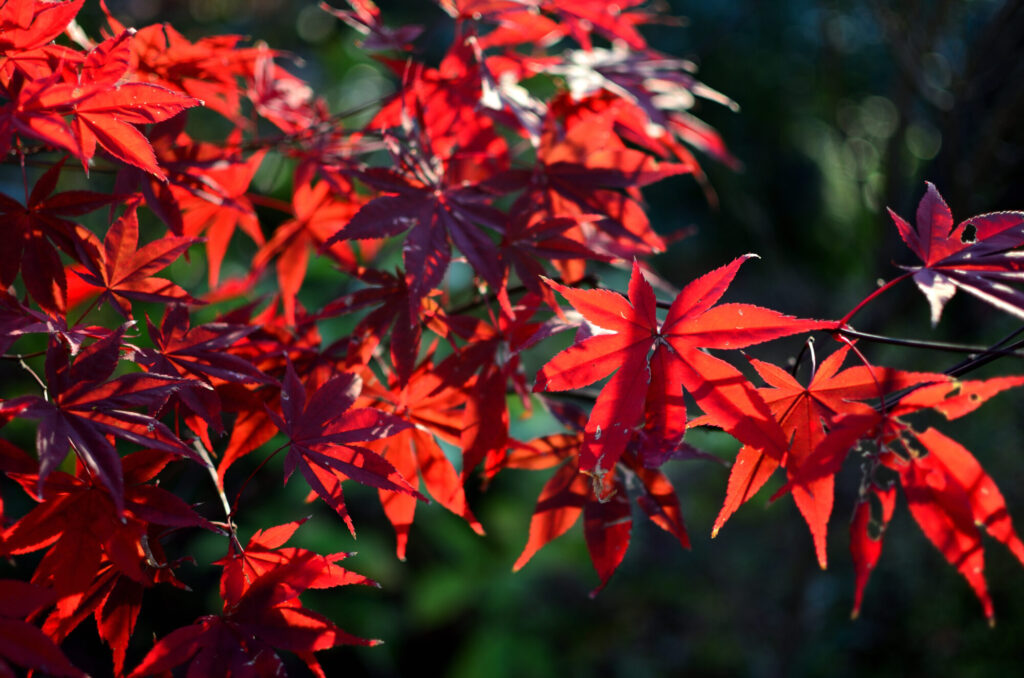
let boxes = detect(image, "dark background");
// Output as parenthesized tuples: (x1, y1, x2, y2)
(8, 1, 1024, 676)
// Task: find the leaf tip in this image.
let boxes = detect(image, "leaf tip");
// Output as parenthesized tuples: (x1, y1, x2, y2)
(710, 526, 720, 539)
(511, 552, 530, 572)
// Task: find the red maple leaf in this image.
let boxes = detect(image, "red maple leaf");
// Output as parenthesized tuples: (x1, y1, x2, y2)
(72, 199, 200, 317)
(0, 68, 82, 159)
(849, 482, 897, 619)
(794, 375, 1024, 621)
(3, 450, 211, 674)
(891, 182, 1024, 324)
(0, 0, 84, 53)
(317, 268, 443, 385)
(359, 360, 485, 559)
(326, 140, 507, 316)
(41, 30, 201, 178)
(252, 176, 362, 326)
(116, 17, 267, 125)
(536, 258, 831, 479)
(217, 519, 375, 604)
(498, 210, 610, 316)
(500, 112, 693, 270)
(510, 403, 689, 593)
(267, 362, 422, 534)
(0, 157, 113, 315)
(0, 579, 84, 678)
(135, 304, 271, 447)
(708, 346, 945, 567)
(3, 330, 201, 512)
(129, 522, 377, 678)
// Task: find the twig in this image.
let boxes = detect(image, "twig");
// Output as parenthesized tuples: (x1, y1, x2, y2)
(192, 439, 244, 554)
(835, 326, 1024, 358)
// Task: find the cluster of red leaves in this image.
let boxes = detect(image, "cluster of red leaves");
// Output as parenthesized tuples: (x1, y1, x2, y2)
(1, 1, 1024, 676)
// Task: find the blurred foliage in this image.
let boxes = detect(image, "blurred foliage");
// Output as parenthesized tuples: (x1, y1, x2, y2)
(12, 0, 1023, 676)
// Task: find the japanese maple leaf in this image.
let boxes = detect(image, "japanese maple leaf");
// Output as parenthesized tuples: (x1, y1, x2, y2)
(252, 177, 361, 326)
(501, 112, 693, 267)
(368, 38, 512, 177)
(317, 268, 440, 385)
(129, 535, 377, 678)
(0, 68, 82, 159)
(135, 304, 270, 443)
(138, 305, 269, 387)
(175, 145, 266, 286)
(320, 0, 424, 51)
(429, 304, 552, 478)
(359, 361, 485, 559)
(42, 559, 169, 676)
(0, 157, 113, 315)
(793, 375, 1024, 498)
(217, 519, 375, 605)
(3, 450, 212, 674)
(72, 199, 200, 317)
(3, 331, 201, 513)
(891, 182, 1024, 324)
(498, 210, 609, 316)
(709, 347, 945, 568)
(510, 403, 689, 593)
(546, 0, 656, 51)
(849, 482, 897, 619)
(793, 375, 1024, 621)
(1, 451, 213, 605)
(326, 140, 507, 316)
(117, 19, 266, 125)
(0, 289, 115, 357)
(112, 117, 264, 242)
(40, 30, 202, 178)
(0, 0, 84, 52)
(536, 258, 831, 478)
(268, 362, 421, 534)
(0, 579, 84, 678)
(454, 1, 564, 50)
(247, 45, 316, 134)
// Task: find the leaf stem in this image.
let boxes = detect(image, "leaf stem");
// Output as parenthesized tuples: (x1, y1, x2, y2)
(246, 192, 294, 213)
(230, 441, 290, 517)
(838, 272, 912, 326)
(790, 336, 817, 379)
(73, 295, 102, 327)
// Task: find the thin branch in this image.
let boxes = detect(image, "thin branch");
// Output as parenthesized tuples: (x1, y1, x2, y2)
(1, 351, 46, 360)
(943, 325, 1024, 378)
(15, 357, 48, 398)
(836, 326, 1024, 359)
(192, 439, 244, 554)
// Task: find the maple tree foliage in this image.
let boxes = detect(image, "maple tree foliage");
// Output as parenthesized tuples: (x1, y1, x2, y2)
(0, 0, 1023, 675)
